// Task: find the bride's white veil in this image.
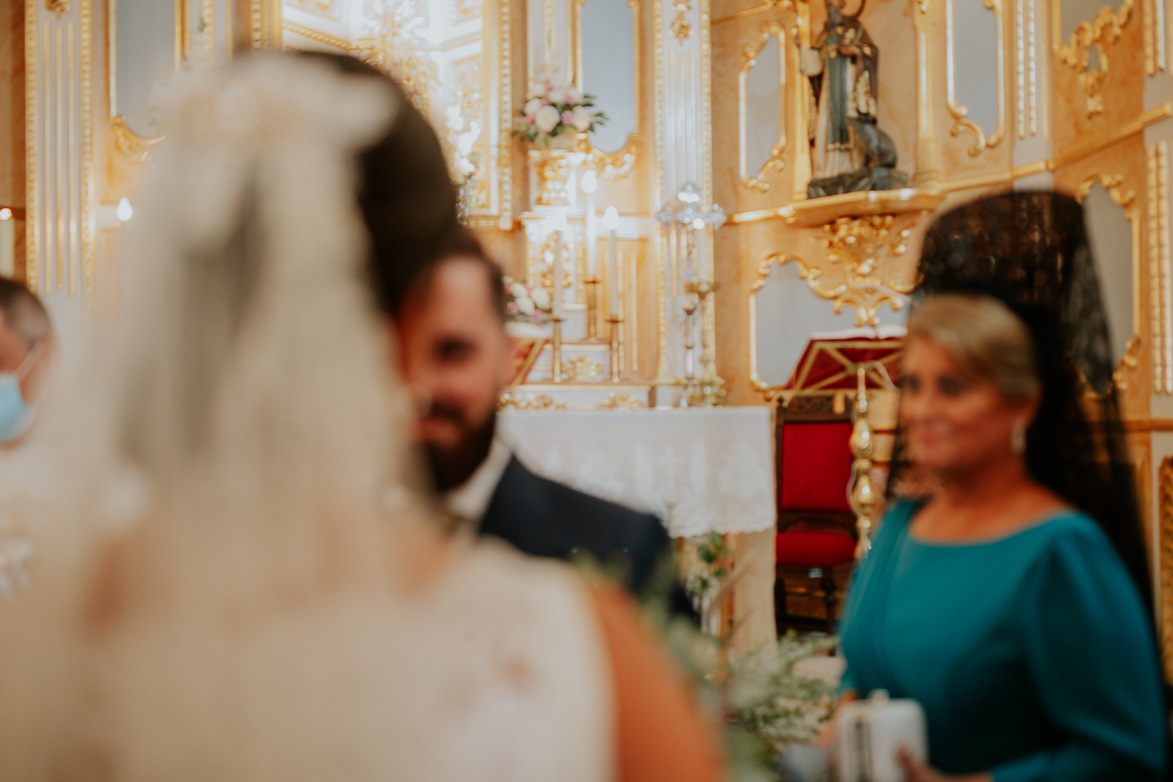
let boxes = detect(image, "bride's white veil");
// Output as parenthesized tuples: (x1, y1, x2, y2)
(97, 54, 419, 596)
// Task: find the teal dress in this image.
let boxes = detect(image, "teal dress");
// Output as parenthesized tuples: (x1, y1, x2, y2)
(839, 502, 1167, 781)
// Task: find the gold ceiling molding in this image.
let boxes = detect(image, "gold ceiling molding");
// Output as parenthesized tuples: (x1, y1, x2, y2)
(1148, 141, 1172, 394)
(946, 0, 1006, 156)
(1158, 457, 1173, 682)
(1054, 0, 1134, 118)
(564, 354, 604, 382)
(738, 23, 786, 192)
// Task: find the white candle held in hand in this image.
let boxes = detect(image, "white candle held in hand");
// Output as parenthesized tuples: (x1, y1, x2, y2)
(603, 207, 620, 317)
(0, 209, 14, 279)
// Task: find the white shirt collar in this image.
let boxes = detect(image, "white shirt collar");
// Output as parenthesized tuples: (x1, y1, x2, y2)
(444, 438, 513, 525)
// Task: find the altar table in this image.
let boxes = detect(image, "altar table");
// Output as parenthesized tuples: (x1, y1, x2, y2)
(497, 406, 778, 653)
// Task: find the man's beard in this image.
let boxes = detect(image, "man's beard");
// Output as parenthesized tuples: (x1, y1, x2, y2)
(421, 403, 498, 493)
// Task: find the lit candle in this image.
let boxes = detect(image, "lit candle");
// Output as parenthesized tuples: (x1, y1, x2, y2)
(118, 198, 134, 277)
(552, 211, 566, 318)
(603, 207, 620, 317)
(582, 171, 598, 276)
(0, 209, 13, 278)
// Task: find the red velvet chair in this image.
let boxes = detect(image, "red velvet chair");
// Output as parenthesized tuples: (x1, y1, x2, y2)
(774, 396, 858, 635)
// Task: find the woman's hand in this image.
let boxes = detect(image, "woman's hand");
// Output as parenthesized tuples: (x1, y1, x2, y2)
(897, 747, 992, 782)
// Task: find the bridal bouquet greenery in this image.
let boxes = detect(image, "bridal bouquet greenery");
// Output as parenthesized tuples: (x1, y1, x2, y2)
(637, 556, 838, 781)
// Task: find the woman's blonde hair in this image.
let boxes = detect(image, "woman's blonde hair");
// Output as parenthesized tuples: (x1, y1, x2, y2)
(906, 293, 1041, 400)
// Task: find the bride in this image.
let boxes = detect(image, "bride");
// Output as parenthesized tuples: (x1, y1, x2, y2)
(0, 54, 722, 781)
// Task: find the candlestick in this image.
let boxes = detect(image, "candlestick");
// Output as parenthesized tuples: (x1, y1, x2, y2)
(583, 172, 599, 340)
(603, 207, 619, 317)
(552, 316, 565, 383)
(608, 316, 622, 382)
(551, 211, 566, 319)
(0, 209, 13, 279)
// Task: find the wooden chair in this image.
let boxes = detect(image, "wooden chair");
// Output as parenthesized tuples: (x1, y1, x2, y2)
(774, 395, 858, 635)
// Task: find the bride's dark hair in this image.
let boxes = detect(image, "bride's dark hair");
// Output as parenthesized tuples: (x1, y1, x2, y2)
(296, 52, 462, 318)
(896, 190, 1153, 611)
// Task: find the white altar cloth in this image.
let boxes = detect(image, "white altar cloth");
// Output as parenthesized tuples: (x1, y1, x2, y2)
(497, 407, 776, 539)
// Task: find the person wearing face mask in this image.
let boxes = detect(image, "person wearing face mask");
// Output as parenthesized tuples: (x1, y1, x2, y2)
(0, 277, 56, 596)
(0, 279, 54, 447)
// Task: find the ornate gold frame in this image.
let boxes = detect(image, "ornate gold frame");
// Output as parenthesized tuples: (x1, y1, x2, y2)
(945, 0, 1006, 156)
(1074, 173, 1143, 393)
(1052, 0, 1134, 118)
(105, 0, 188, 190)
(737, 22, 786, 192)
(747, 243, 912, 397)
(1149, 141, 1172, 394)
(571, 0, 642, 179)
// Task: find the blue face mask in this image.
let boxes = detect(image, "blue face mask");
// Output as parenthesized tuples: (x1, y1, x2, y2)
(0, 344, 43, 444)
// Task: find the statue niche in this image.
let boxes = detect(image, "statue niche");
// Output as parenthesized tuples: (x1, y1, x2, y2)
(800, 0, 908, 198)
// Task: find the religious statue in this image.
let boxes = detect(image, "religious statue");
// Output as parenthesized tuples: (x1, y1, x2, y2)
(800, 0, 908, 198)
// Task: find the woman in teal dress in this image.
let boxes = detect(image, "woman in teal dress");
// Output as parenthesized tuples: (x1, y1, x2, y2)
(836, 192, 1168, 782)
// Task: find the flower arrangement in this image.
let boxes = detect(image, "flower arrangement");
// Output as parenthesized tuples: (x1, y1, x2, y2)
(515, 81, 609, 148)
(503, 277, 553, 324)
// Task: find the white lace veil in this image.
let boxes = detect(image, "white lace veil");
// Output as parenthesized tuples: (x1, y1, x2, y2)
(97, 54, 421, 596)
(0, 54, 451, 778)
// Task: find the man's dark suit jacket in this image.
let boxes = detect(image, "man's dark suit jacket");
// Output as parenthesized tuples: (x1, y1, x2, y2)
(479, 456, 670, 593)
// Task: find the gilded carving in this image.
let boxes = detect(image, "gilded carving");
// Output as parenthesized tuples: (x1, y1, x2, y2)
(1149, 143, 1172, 393)
(287, 0, 340, 21)
(564, 355, 604, 382)
(763, 215, 915, 328)
(1159, 457, 1173, 681)
(946, 0, 1006, 156)
(530, 149, 575, 206)
(738, 24, 786, 191)
(1055, 0, 1135, 117)
(46, 0, 70, 14)
(497, 393, 566, 411)
(671, 0, 692, 39)
(597, 393, 645, 410)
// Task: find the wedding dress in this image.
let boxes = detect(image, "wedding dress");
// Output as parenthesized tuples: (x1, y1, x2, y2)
(0, 55, 614, 782)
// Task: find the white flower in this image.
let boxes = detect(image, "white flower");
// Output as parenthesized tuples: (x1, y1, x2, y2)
(564, 88, 582, 105)
(516, 295, 536, 315)
(511, 282, 528, 297)
(531, 287, 551, 308)
(535, 105, 561, 133)
(523, 98, 543, 116)
(571, 107, 593, 132)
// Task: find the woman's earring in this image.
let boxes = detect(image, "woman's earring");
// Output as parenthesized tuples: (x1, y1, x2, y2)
(1011, 421, 1027, 456)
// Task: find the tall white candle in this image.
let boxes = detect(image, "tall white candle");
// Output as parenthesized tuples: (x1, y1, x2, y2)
(0, 210, 13, 278)
(582, 171, 598, 277)
(692, 217, 709, 283)
(603, 208, 620, 317)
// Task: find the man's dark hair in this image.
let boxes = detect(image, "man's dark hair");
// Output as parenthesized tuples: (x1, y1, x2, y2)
(0, 278, 52, 349)
(409, 226, 507, 323)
